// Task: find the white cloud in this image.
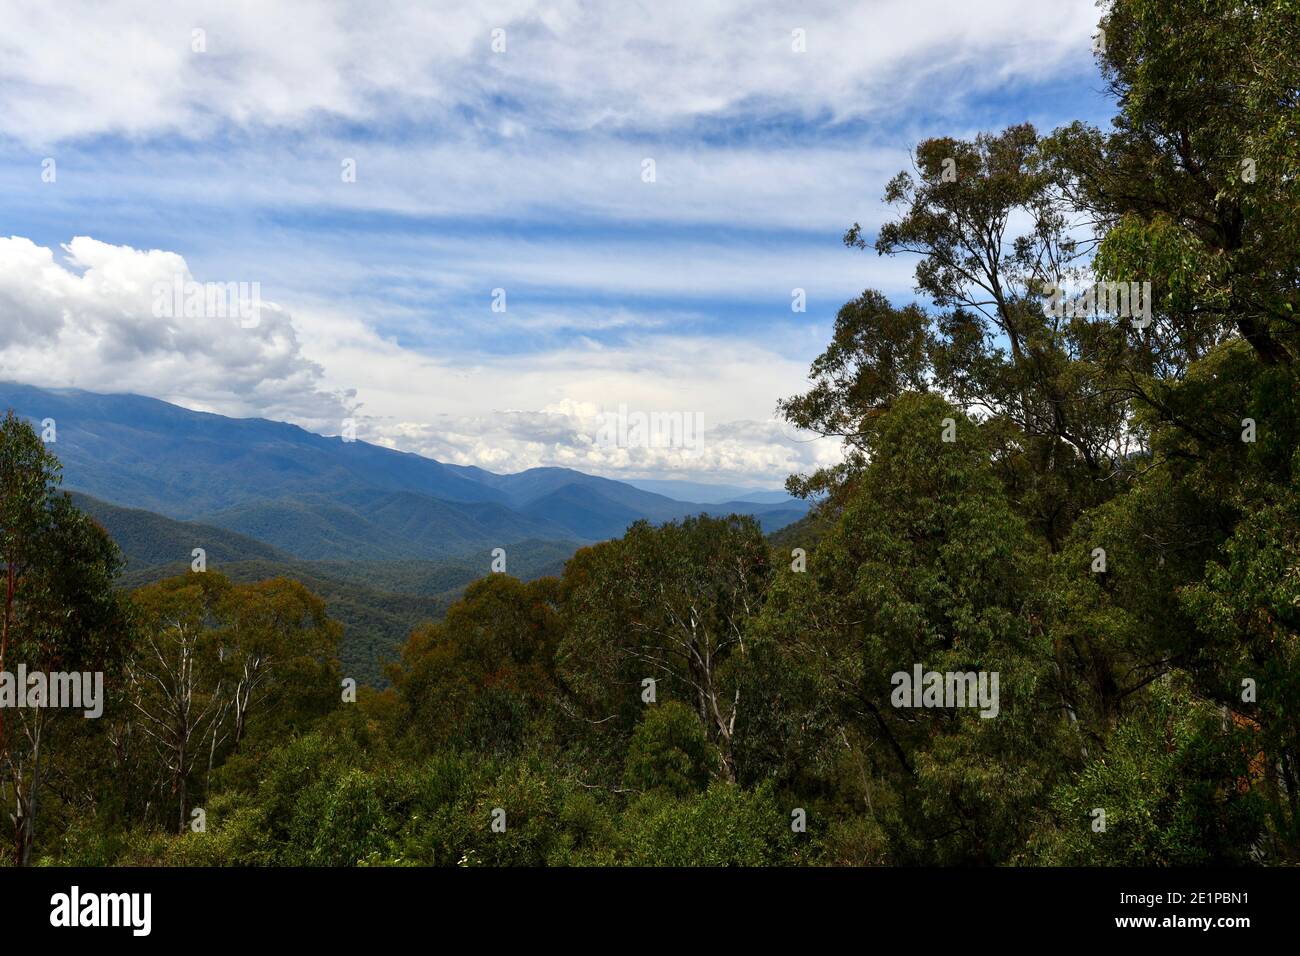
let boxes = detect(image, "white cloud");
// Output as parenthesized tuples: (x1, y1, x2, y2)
(0, 235, 347, 424)
(0, 0, 1100, 146)
(0, 234, 839, 483)
(291, 297, 843, 483)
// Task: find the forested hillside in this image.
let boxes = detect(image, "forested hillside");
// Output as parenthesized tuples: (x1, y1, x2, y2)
(2, 0, 1298, 867)
(68, 491, 579, 686)
(114, 547, 578, 688)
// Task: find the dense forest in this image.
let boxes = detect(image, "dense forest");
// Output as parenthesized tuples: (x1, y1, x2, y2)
(3, 0, 1299, 866)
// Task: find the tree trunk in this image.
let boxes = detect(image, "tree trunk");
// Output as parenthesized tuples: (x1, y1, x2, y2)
(20, 717, 40, 866)
(176, 741, 188, 834)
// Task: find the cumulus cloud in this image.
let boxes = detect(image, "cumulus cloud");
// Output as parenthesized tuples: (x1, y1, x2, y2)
(0, 236, 348, 426)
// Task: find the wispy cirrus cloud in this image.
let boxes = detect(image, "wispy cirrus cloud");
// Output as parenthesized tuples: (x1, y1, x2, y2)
(1, 1, 1100, 146)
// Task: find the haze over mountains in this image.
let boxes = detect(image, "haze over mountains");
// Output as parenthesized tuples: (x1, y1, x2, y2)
(623, 478, 795, 504)
(1, 382, 808, 563)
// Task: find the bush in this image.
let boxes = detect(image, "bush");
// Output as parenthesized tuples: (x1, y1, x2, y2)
(622, 701, 712, 797)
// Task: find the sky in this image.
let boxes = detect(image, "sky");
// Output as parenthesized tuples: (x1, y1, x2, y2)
(0, 0, 1115, 488)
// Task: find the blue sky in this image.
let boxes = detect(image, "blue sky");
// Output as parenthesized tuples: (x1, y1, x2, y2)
(0, 0, 1115, 487)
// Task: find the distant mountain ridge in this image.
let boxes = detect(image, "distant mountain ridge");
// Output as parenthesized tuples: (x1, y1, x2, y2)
(2, 382, 808, 561)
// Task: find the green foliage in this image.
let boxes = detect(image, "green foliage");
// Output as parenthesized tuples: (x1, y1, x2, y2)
(623, 701, 712, 797)
(1030, 678, 1266, 865)
(389, 573, 562, 755)
(559, 515, 771, 781)
(1, 412, 131, 865)
(614, 783, 795, 867)
(756, 393, 1070, 863)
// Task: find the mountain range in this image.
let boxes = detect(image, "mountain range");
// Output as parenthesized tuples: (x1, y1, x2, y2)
(1, 382, 807, 563)
(2, 382, 809, 683)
